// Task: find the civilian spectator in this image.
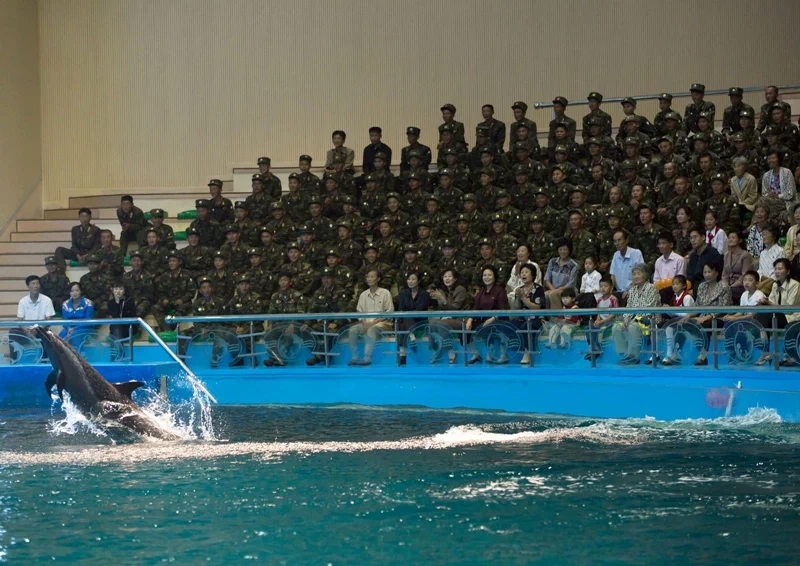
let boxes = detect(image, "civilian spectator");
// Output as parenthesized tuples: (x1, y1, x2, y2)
(673, 206, 694, 255)
(730, 157, 758, 211)
(761, 150, 797, 215)
(429, 268, 468, 364)
(722, 271, 770, 366)
(783, 204, 800, 273)
(39, 256, 70, 317)
(397, 272, 431, 365)
(683, 261, 730, 366)
(687, 225, 723, 295)
(747, 205, 771, 258)
(545, 287, 580, 349)
(612, 263, 660, 364)
(586, 275, 618, 361)
(660, 274, 695, 366)
(580, 256, 602, 302)
(653, 232, 686, 295)
(511, 263, 545, 365)
(757, 258, 800, 365)
(609, 231, 644, 298)
(17, 275, 55, 323)
(54, 208, 101, 273)
(107, 281, 136, 341)
(348, 268, 394, 366)
(544, 238, 579, 308)
(757, 225, 785, 295)
(704, 210, 727, 255)
(722, 231, 753, 303)
(507, 244, 541, 303)
(325, 130, 355, 172)
(59, 282, 95, 341)
(466, 265, 510, 364)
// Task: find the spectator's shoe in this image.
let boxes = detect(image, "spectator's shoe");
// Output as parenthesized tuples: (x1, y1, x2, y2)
(399, 356, 407, 366)
(645, 356, 660, 365)
(661, 357, 677, 366)
(448, 351, 457, 364)
(306, 355, 321, 366)
(779, 357, 797, 367)
(347, 359, 360, 366)
(754, 354, 771, 366)
(694, 357, 708, 366)
(263, 359, 275, 367)
(467, 356, 482, 365)
(520, 353, 531, 365)
(493, 356, 509, 365)
(360, 358, 372, 366)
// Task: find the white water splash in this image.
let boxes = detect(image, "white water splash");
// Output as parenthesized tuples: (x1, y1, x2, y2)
(0, 422, 642, 467)
(47, 393, 110, 440)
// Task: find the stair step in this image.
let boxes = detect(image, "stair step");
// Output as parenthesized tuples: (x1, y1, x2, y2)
(0, 242, 70, 254)
(0, 280, 26, 291)
(0, 254, 52, 266)
(16, 218, 193, 233)
(43, 208, 119, 220)
(68, 190, 247, 210)
(0, 303, 19, 317)
(0, 291, 27, 302)
(12, 232, 73, 242)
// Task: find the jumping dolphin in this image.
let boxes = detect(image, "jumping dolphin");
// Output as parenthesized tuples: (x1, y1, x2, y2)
(35, 326, 182, 441)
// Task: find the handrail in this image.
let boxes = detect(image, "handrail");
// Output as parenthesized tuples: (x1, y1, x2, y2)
(168, 305, 800, 324)
(533, 83, 800, 109)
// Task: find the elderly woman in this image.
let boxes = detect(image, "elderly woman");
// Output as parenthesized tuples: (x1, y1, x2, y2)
(783, 203, 800, 267)
(746, 204, 771, 258)
(681, 261, 731, 366)
(721, 231, 753, 303)
(612, 263, 660, 364)
(506, 243, 542, 303)
(729, 156, 759, 212)
(511, 263, 545, 365)
(429, 268, 468, 363)
(544, 237, 579, 308)
(761, 150, 797, 220)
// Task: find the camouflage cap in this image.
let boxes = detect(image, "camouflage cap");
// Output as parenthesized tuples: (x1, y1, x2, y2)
(403, 244, 419, 254)
(247, 247, 261, 256)
(478, 237, 494, 247)
(553, 121, 570, 130)
(495, 189, 510, 200)
(586, 136, 602, 146)
(325, 248, 340, 257)
(185, 226, 200, 236)
(587, 92, 603, 102)
(690, 83, 705, 93)
(698, 110, 713, 121)
(223, 224, 240, 233)
(308, 196, 321, 206)
(711, 172, 727, 184)
(299, 154, 312, 162)
(440, 103, 456, 113)
(623, 136, 641, 147)
(620, 97, 637, 107)
(656, 135, 674, 145)
(475, 125, 491, 135)
(365, 173, 378, 183)
(568, 208, 585, 217)
(406, 126, 421, 136)
(424, 194, 440, 203)
(197, 276, 212, 286)
(363, 242, 378, 252)
(270, 202, 284, 210)
(87, 254, 101, 264)
(195, 199, 210, 208)
(385, 192, 401, 201)
(374, 152, 388, 161)
(288, 172, 300, 181)
(44, 256, 57, 265)
(478, 145, 495, 155)
(234, 201, 249, 210)
(490, 212, 506, 223)
(166, 250, 181, 260)
(439, 168, 453, 178)
(620, 159, 638, 170)
(516, 122, 530, 130)
(330, 153, 345, 164)
(456, 213, 470, 222)
(320, 266, 335, 277)
(554, 143, 569, 153)
(728, 87, 744, 97)
(342, 195, 355, 205)
(442, 147, 459, 156)
(251, 173, 265, 183)
(416, 218, 432, 228)
(664, 111, 681, 121)
(257, 156, 271, 165)
(513, 141, 531, 152)
(586, 116, 603, 127)
(213, 250, 229, 259)
(511, 101, 528, 112)
(324, 173, 340, 184)
(377, 215, 393, 225)
(479, 167, 496, 179)
(286, 242, 299, 251)
(765, 124, 780, 135)
(336, 219, 352, 230)
(440, 238, 455, 249)
(739, 108, 755, 119)
(440, 123, 455, 133)
(463, 193, 478, 202)
(552, 96, 568, 106)
(693, 132, 710, 142)
(129, 250, 143, 260)
(298, 224, 313, 233)
(730, 131, 747, 142)
(512, 163, 531, 175)
(407, 148, 422, 159)
(658, 93, 673, 101)
(622, 115, 639, 124)
(529, 213, 545, 224)
(406, 172, 422, 182)
(236, 273, 250, 283)
(570, 185, 586, 194)
(207, 179, 223, 188)
(533, 186, 549, 196)
(258, 225, 274, 234)
(149, 208, 165, 218)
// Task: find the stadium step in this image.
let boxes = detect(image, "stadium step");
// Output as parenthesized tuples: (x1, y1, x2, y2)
(0, 303, 18, 317)
(12, 232, 73, 242)
(44, 208, 119, 220)
(0, 280, 25, 292)
(0, 242, 70, 254)
(16, 218, 194, 234)
(0, 254, 52, 266)
(67, 191, 250, 212)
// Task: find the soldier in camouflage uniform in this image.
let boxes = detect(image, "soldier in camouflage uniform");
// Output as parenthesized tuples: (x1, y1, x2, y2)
(191, 199, 222, 248)
(320, 174, 347, 219)
(137, 208, 176, 250)
(632, 205, 664, 267)
(245, 174, 272, 225)
(564, 210, 597, 264)
(263, 273, 307, 365)
(151, 251, 195, 331)
(179, 227, 213, 279)
(471, 238, 509, 292)
(282, 173, 310, 225)
(306, 198, 337, 245)
(487, 213, 518, 264)
(399, 149, 432, 191)
(567, 186, 601, 233)
(452, 213, 482, 266)
(653, 136, 688, 183)
(414, 220, 440, 267)
(582, 92, 613, 141)
(305, 266, 354, 366)
(509, 101, 538, 146)
(653, 93, 680, 138)
(478, 104, 506, 151)
(297, 224, 325, 269)
(373, 216, 405, 269)
(433, 169, 464, 212)
(729, 132, 762, 178)
(338, 196, 367, 243)
(206, 251, 235, 304)
(440, 147, 472, 191)
(492, 191, 524, 238)
(438, 103, 467, 146)
(549, 166, 575, 211)
(264, 202, 296, 246)
(616, 97, 655, 143)
(178, 275, 228, 358)
(384, 195, 414, 242)
(722, 87, 755, 136)
(663, 176, 703, 228)
(219, 224, 250, 275)
(359, 173, 387, 229)
(693, 111, 728, 157)
(257, 226, 285, 271)
(436, 123, 468, 167)
(323, 248, 357, 294)
(225, 274, 265, 366)
(757, 86, 792, 133)
(704, 172, 741, 233)
(738, 108, 763, 151)
(548, 96, 576, 148)
(508, 164, 539, 213)
(601, 187, 632, 224)
(256, 156, 283, 202)
(418, 195, 453, 240)
(245, 248, 278, 301)
(280, 243, 316, 296)
(474, 168, 500, 214)
(122, 251, 154, 319)
(231, 201, 260, 248)
(397, 244, 433, 290)
(662, 112, 691, 157)
(530, 188, 565, 236)
(357, 243, 394, 293)
(432, 238, 471, 287)
(529, 214, 556, 267)
(400, 174, 428, 218)
(400, 126, 433, 172)
(585, 163, 614, 206)
(207, 179, 234, 226)
(332, 220, 363, 271)
(40, 256, 70, 316)
(761, 125, 795, 173)
(79, 255, 110, 318)
(684, 83, 716, 134)
(95, 230, 124, 278)
(297, 154, 322, 195)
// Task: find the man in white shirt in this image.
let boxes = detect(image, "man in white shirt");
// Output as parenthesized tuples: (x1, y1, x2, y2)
(348, 268, 394, 366)
(17, 275, 56, 323)
(609, 231, 644, 298)
(653, 232, 687, 302)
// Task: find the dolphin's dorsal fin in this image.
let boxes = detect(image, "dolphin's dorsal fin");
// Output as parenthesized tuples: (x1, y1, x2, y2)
(111, 380, 145, 399)
(45, 369, 63, 399)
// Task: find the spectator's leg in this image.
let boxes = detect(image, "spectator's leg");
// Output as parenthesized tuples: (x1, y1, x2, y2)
(54, 247, 78, 274)
(545, 289, 562, 309)
(612, 323, 626, 357)
(363, 325, 381, 362)
(348, 323, 363, 361)
(626, 324, 644, 359)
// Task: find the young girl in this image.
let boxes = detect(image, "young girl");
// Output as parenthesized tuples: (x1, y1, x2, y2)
(547, 288, 580, 349)
(661, 275, 695, 366)
(580, 256, 603, 302)
(723, 270, 769, 365)
(704, 210, 727, 255)
(585, 275, 618, 360)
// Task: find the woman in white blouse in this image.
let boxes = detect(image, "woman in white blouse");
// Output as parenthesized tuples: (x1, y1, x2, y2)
(506, 244, 541, 303)
(757, 224, 784, 295)
(761, 149, 797, 215)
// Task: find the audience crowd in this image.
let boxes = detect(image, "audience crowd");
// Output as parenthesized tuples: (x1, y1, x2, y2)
(23, 85, 800, 365)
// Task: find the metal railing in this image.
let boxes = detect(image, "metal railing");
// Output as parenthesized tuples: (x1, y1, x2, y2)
(533, 83, 800, 109)
(167, 306, 800, 372)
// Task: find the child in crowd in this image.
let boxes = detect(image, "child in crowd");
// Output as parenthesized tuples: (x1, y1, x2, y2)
(580, 256, 603, 302)
(585, 275, 618, 360)
(722, 270, 770, 365)
(547, 287, 580, 349)
(704, 210, 727, 255)
(661, 274, 695, 366)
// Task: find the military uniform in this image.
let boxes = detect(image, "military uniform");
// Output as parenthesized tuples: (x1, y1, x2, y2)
(190, 202, 222, 248)
(529, 202, 564, 236)
(79, 260, 110, 318)
(280, 255, 316, 296)
(299, 239, 325, 270)
(565, 229, 597, 263)
(665, 193, 704, 228)
(436, 137, 468, 168)
(582, 93, 613, 140)
(55, 223, 102, 273)
(547, 97, 577, 147)
(684, 84, 716, 134)
(151, 259, 196, 330)
(263, 207, 296, 247)
(281, 187, 310, 226)
(633, 223, 664, 265)
(374, 231, 405, 269)
(245, 186, 272, 225)
(139, 245, 169, 278)
(653, 94, 680, 137)
(307, 214, 337, 245)
(471, 254, 509, 289)
(438, 105, 467, 146)
(234, 214, 261, 248)
(401, 187, 428, 217)
(207, 187, 234, 226)
(722, 88, 755, 135)
(178, 240, 214, 279)
(306, 275, 353, 364)
(585, 178, 614, 207)
(39, 265, 70, 316)
(206, 267, 235, 304)
(219, 233, 250, 275)
(758, 100, 793, 133)
(334, 234, 363, 271)
(122, 262, 155, 318)
(400, 136, 433, 171)
(529, 227, 556, 266)
(225, 287, 265, 336)
(95, 244, 124, 278)
(142, 214, 175, 250)
(509, 102, 538, 146)
(356, 259, 393, 293)
(116, 204, 147, 255)
(384, 208, 414, 242)
(452, 226, 482, 265)
(433, 179, 464, 213)
(246, 263, 278, 301)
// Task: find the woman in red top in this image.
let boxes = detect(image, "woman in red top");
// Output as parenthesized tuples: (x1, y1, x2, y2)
(466, 265, 510, 364)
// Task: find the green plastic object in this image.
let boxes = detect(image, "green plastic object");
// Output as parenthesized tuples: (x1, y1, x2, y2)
(69, 260, 80, 267)
(177, 210, 197, 220)
(174, 231, 187, 241)
(144, 211, 151, 221)
(123, 255, 130, 266)
(780, 237, 787, 246)
(149, 331, 177, 343)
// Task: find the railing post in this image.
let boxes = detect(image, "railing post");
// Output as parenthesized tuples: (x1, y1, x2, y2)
(462, 318, 468, 367)
(649, 316, 658, 369)
(129, 324, 135, 363)
(773, 313, 779, 372)
(588, 318, 596, 369)
(711, 316, 719, 370)
(394, 318, 400, 366)
(526, 316, 533, 368)
(323, 325, 330, 368)
(249, 320, 255, 369)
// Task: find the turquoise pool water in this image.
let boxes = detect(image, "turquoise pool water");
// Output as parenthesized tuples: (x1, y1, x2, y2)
(2, 403, 800, 564)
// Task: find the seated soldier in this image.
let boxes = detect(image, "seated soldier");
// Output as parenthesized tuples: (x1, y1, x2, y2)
(151, 251, 196, 332)
(206, 250, 235, 304)
(357, 243, 393, 294)
(95, 230, 124, 278)
(306, 266, 353, 366)
(116, 195, 146, 255)
(297, 154, 322, 194)
(190, 199, 222, 248)
(225, 273, 264, 366)
(123, 251, 155, 321)
(207, 179, 234, 225)
(298, 224, 325, 270)
(177, 275, 226, 359)
(280, 243, 315, 296)
(233, 201, 260, 247)
(179, 227, 214, 280)
(264, 274, 307, 367)
(245, 247, 278, 301)
(138, 208, 175, 250)
(219, 224, 250, 275)
(79, 254, 110, 318)
(139, 228, 170, 278)
(39, 256, 70, 317)
(54, 207, 101, 273)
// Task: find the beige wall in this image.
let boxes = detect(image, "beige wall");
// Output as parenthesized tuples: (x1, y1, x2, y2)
(38, 0, 800, 205)
(1, 0, 42, 235)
